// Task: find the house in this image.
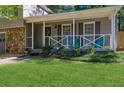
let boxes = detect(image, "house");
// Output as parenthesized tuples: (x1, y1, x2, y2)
(0, 6, 122, 54)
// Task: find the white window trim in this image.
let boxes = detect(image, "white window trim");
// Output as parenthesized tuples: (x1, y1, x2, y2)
(62, 24, 72, 36)
(83, 21, 95, 46)
(25, 23, 34, 49)
(61, 24, 72, 47)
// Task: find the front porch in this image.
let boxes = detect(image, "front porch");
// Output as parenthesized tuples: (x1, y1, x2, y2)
(24, 7, 118, 51)
(25, 17, 114, 50)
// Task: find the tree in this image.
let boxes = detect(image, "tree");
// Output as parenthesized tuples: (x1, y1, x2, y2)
(47, 5, 106, 13)
(74, 5, 106, 11)
(0, 5, 22, 20)
(47, 5, 65, 13)
(63, 5, 75, 12)
(118, 6, 124, 31)
(74, 5, 89, 10)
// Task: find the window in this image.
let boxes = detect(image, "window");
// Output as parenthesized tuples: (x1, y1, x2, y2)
(62, 24, 71, 35)
(84, 23, 94, 35)
(84, 22, 95, 45)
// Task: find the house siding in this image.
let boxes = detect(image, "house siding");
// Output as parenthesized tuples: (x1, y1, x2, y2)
(0, 18, 24, 29)
(34, 23, 43, 49)
(46, 17, 111, 36)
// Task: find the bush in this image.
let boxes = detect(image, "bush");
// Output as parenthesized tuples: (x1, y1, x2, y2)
(42, 45, 53, 51)
(89, 52, 121, 63)
(58, 47, 65, 56)
(58, 46, 82, 57)
(73, 47, 81, 57)
(42, 45, 53, 56)
(87, 45, 95, 54)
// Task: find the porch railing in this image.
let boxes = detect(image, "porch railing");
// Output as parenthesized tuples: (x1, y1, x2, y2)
(45, 34, 111, 49)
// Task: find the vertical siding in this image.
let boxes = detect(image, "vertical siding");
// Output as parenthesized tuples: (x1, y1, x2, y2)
(34, 24, 43, 49)
(117, 31, 124, 50)
(0, 18, 24, 29)
(100, 18, 111, 34)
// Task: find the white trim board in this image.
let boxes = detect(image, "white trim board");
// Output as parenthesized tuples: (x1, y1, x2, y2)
(61, 24, 72, 36)
(61, 24, 72, 47)
(83, 21, 95, 46)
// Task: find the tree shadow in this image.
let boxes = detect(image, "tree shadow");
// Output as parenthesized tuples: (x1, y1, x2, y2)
(12, 53, 122, 64)
(56, 53, 122, 63)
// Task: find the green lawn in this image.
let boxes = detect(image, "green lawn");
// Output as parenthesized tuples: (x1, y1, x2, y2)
(0, 56, 124, 87)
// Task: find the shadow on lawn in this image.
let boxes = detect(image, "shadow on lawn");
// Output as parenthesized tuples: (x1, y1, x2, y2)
(12, 53, 123, 64)
(57, 53, 122, 63)
(12, 55, 32, 62)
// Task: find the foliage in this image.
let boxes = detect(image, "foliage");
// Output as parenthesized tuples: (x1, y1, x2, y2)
(89, 52, 121, 63)
(87, 45, 95, 54)
(58, 47, 65, 56)
(72, 47, 81, 56)
(118, 6, 124, 31)
(47, 5, 106, 13)
(74, 5, 105, 11)
(58, 52, 122, 63)
(58, 47, 82, 57)
(47, 5, 65, 13)
(0, 5, 22, 20)
(42, 45, 52, 51)
(42, 45, 53, 56)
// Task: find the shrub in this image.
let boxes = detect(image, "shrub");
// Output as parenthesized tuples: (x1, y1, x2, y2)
(87, 45, 95, 54)
(73, 47, 81, 57)
(42, 45, 53, 51)
(58, 47, 65, 56)
(89, 52, 121, 63)
(42, 45, 53, 56)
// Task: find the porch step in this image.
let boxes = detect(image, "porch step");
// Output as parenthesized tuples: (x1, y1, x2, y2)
(30, 49, 43, 55)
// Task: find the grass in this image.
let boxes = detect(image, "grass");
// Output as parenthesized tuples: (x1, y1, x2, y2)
(0, 56, 124, 86)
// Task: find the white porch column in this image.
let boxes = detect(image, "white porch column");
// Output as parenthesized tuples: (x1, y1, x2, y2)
(110, 15, 116, 51)
(73, 18, 75, 47)
(43, 21, 45, 46)
(32, 22, 34, 49)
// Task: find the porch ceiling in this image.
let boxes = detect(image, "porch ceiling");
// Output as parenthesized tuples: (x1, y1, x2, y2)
(24, 6, 122, 23)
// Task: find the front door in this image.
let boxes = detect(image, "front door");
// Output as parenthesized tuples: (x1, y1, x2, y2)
(0, 33, 5, 54)
(84, 22, 95, 47)
(62, 24, 72, 47)
(45, 26, 51, 46)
